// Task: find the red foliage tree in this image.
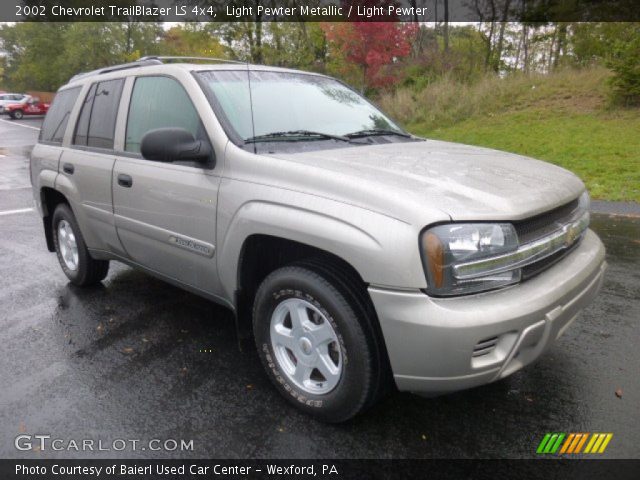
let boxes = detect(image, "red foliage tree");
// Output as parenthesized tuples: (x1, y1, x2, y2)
(323, 20, 417, 91)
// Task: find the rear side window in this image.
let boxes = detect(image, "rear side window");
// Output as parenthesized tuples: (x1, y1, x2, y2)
(73, 79, 124, 149)
(125, 76, 202, 153)
(39, 87, 81, 144)
(74, 84, 97, 146)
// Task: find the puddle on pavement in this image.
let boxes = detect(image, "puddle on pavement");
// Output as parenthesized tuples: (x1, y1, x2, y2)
(590, 213, 640, 263)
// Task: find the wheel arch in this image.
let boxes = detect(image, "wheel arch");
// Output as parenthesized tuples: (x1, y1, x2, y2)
(236, 234, 395, 400)
(218, 200, 388, 301)
(40, 187, 70, 252)
(231, 233, 389, 366)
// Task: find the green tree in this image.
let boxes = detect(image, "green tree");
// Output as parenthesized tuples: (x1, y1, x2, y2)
(58, 22, 162, 73)
(158, 24, 226, 58)
(0, 22, 161, 91)
(607, 28, 640, 106)
(0, 23, 67, 91)
(262, 22, 327, 70)
(570, 23, 636, 66)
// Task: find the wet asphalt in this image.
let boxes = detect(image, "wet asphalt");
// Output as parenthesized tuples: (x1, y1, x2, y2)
(0, 117, 638, 460)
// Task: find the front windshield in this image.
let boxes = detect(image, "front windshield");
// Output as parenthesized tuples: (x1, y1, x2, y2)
(197, 70, 404, 142)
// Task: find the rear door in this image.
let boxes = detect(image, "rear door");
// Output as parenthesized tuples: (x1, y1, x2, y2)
(57, 79, 126, 255)
(32, 87, 81, 204)
(112, 75, 221, 294)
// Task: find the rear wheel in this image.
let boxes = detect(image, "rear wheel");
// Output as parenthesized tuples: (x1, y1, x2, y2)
(52, 203, 109, 286)
(253, 265, 385, 422)
(10, 109, 23, 120)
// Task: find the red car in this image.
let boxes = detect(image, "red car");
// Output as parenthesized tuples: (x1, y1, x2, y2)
(5, 96, 50, 119)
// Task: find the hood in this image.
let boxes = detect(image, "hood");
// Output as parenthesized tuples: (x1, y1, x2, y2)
(269, 139, 585, 224)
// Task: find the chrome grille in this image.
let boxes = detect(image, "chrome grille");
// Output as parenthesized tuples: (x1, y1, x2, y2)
(514, 198, 580, 244)
(521, 240, 580, 279)
(516, 196, 586, 280)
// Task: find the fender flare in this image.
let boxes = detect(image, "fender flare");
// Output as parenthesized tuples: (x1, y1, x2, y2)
(217, 200, 385, 303)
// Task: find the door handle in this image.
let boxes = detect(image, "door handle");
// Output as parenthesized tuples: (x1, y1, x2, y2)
(117, 174, 133, 188)
(62, 163, 74, 174)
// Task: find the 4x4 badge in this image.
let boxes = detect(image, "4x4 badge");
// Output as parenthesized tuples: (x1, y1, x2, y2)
(169, 235, 214, 258)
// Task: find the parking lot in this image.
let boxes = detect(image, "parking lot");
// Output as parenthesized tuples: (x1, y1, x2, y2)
(0, 116, 638, 459)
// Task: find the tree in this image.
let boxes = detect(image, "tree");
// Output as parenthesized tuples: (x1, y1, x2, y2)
(0, 22, 161, 91)
(607, 25, 640, 106)
(443, 0, 450, 52)
(260, 22, 328, 70)
(159, 24, 225, 58)
(323, 22, 417, 92)
(0, 23, 68, 91)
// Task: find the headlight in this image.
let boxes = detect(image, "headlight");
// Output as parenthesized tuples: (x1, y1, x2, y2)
(421, 223, 520, 296)
(421, 192, 590, 296)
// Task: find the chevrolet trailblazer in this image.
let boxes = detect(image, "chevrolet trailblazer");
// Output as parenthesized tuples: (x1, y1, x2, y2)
(30, 57, 606, 422)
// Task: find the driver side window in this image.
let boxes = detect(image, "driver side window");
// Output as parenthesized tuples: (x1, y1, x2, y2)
(125, 76, 203, 154)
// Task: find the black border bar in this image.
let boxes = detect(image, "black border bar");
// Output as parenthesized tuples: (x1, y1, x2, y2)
(3, 1, 640, 22)
(2, 459, 640, 480)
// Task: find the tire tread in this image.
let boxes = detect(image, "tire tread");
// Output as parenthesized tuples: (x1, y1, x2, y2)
(52, 203, 109, 286)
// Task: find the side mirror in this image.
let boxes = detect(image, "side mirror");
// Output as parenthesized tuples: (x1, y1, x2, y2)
(140, 128, 213, 165)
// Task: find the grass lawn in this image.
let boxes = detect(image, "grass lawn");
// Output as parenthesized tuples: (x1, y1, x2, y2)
(413, 110, 640, 202)
(383, 68, 639, 203)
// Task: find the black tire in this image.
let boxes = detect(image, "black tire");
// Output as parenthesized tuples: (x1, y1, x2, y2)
(11, 110, 23, 120)
(293, 258, 395, 408)
(52, 203, 109, 286)
(253, 265, 383, 422)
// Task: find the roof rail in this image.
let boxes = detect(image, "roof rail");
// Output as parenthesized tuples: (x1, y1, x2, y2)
(69, 58, 162, 82)
(138, 55, 246, 65)
(68, 55, 246, 83)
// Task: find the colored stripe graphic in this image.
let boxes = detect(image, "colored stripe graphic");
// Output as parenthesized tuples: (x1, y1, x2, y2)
(559, 433, 575, 454)
(574, 433, 589, 453)
(544, 433, 559, 453)
(537, 433, 552, 454)
(550, 433, 565, 453)
(584, 433, 598, 453)
(537, 433, 565, 454)
(539, 433, 613, 454)
(585, 433, 614, 454)
(598, 433, 613, 453)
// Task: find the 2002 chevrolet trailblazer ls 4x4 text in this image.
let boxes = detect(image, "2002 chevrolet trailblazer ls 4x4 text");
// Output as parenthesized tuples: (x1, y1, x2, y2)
(30, 57, 606, 422)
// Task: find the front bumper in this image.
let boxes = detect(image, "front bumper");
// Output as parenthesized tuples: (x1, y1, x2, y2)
(369, 229, 606, 394)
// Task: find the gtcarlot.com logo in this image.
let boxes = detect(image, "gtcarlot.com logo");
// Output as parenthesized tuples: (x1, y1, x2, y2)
(15, 435, 194, 452)
(536, 432, 613, 455)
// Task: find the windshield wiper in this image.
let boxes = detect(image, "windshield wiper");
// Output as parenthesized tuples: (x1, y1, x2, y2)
(345, 129, 411, 138)
(245, 130, 352, 144)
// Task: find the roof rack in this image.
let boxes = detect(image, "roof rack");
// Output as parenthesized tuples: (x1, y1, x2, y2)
(138, 55, 246, 65)
(69, 58, 162, 82)
(69, 55, 246, 82)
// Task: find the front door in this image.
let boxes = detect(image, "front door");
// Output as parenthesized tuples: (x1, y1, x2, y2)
(112, 75, 221, 294)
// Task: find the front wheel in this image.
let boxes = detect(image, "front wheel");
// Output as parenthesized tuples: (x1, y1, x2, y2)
(52, 203, 109, 286)
(10, 110, 23, 120)
(253, 265, 383, 422)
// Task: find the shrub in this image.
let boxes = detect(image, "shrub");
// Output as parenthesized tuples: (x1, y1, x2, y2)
(607, 34, 640, 107)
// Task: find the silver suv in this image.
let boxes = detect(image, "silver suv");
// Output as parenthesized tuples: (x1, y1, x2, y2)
(30, 57, 606, 422)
